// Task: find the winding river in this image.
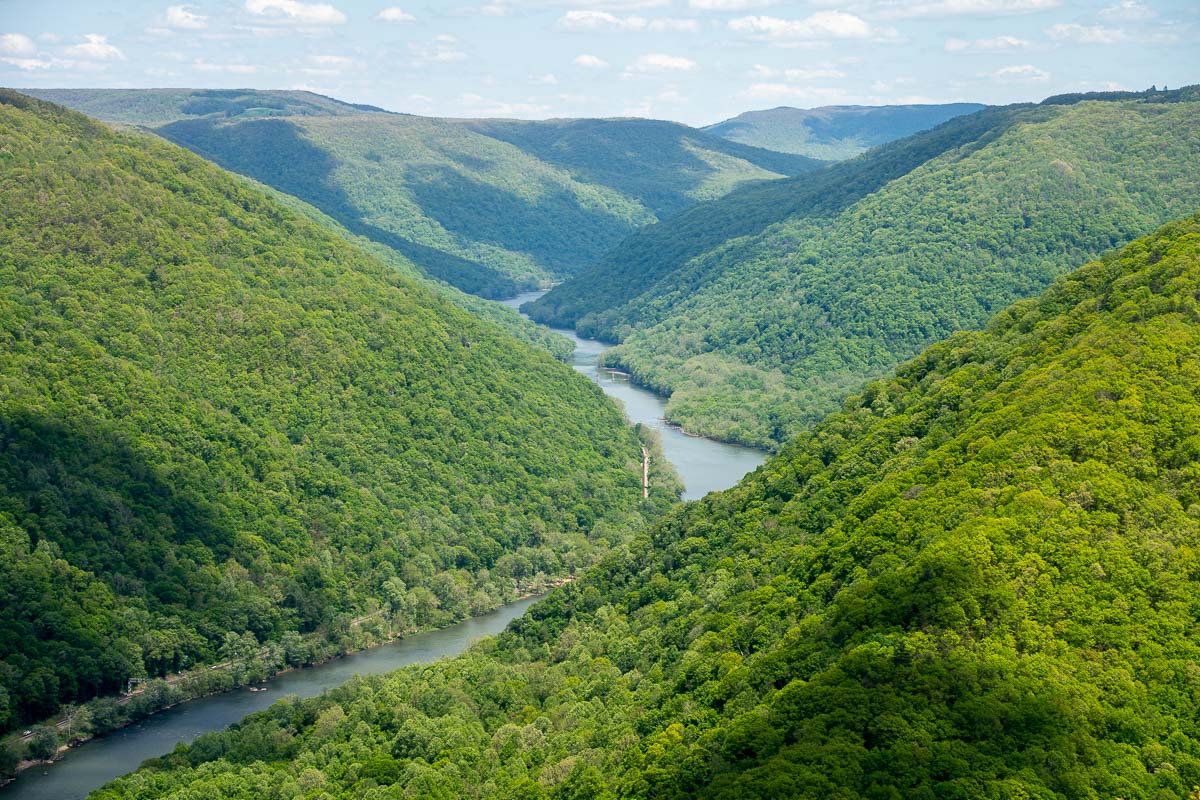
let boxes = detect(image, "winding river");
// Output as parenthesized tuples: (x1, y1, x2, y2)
(1, 294, 766, 799)
(1, 598, 539, 800)
(502, 291, 766, 501)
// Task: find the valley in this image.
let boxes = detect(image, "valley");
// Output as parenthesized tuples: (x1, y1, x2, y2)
(1, 4, 1198, 794)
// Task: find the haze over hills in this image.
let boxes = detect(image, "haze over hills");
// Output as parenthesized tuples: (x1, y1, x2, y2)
(528, 87, 1200, 449)
(24, 88, 821, 299)
(704, 102, 987, 160)
(92, 210, 1200, 800)
(0, 90, 678, 736)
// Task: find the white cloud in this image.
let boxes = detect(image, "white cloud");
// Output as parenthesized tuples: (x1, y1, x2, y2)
(751, 64, 845, 79)
(165, 5, 208, 29)
(0, 56, 53, 70)
(376, 7, 415, 22)
(245, 0, 347, 25)
(729, 12, 873, 41)
(992, 63, 1049, 82)
(1099, 0, 1154, 20)
(534, 72, 559, 84)
(743, 83, 848, 102)
(556, 10, 697, 33)
(0, 33, 37, 55)
(410, 36, 467, 65)
(557, 11, 646, 31)
(882, 0, 1059, 17)
(194, 58, 260, 74)
(623, 53, 698, 74)
(649, 18, 700, 32)
(1046, 23, 1126, 44)
(310, 53, 353, 67)
(690, 0, 776, 8)
(65, 34, 125, 61)
(573, 53, 610, 68)
(945, 34, 1029, 51)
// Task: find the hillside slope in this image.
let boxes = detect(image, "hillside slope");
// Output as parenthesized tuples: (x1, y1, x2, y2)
(0, 90, 675, 735)
(530, 87, 1200, 448)
(25, 89, 821, 298)
(94, 211, 1200, 800)
(705, 102, 986, 160)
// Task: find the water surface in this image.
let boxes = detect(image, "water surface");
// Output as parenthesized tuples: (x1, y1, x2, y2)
(504, 291, 766, 500)
(1, 598, 539, 800)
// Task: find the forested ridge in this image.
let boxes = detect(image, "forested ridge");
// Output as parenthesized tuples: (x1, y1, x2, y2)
(25, 88, 820, 298)
(528, 87, 1200, 449)
(91, 211, 1200, 799)
(703, 102, 985, 160)
(0, 90, 679, 739)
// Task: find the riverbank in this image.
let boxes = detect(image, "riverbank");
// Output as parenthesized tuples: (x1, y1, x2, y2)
(0, 581, 568, 792)
(501, 292, 767, 502)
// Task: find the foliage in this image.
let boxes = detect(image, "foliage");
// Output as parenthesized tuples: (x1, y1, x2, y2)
(463, 117, 821, 216)
(0, 90, 675, 734)
(27, 88, 820, 297)
(530, 88, 1200, 448)
(703, 102, 985, 160)
(93, 212, 1200, 799)
(243, 175, 575, 361)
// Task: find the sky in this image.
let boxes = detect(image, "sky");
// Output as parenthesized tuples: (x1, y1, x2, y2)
(0, 0, 1196, 126)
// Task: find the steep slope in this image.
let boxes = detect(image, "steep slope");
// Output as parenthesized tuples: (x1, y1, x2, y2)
(525, 102, 1037, 331)
(94, 212, 1200, 800)
(20, 88, 377, 126)
(463, 117, 821, 217)
(705, 102, 985, 160)
(25, 89, 822, 298)
(0, 90, 676, 735)
(241, 175, 575, 361)
(530, 87, 1200, 448)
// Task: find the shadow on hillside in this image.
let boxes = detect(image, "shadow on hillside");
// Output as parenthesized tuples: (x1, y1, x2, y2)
(158, 118, 521, 298)
(0, 410, 232, 604)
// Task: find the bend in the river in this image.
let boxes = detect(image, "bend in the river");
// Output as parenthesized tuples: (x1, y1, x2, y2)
(1, 295, 766, 800)
(502, 291, 766, 501)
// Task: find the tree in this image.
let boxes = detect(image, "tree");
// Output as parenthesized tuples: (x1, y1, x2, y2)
(27, 726, 59, 761)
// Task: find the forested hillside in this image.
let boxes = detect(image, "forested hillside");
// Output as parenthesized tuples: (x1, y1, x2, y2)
(26, 88, 820, 298)
(463, 117, 820, 217)
(0, 91, 677, 735)
(93, 211, 1200, 800)
(704, 102, 985, 160)
(529, 87, 1200, 448)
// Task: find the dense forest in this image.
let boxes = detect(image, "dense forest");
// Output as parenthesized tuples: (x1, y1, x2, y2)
(528, 87, 1200, 449)
(0, 90, 680, 738)
(703, 102, 985, 160)
(90, 210, 1200, 799)
(27, 88, 820, 297)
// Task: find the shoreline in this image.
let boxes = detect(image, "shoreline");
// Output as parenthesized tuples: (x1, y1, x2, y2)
(0, 580, 570, 788)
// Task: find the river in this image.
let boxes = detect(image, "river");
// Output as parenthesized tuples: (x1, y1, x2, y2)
(501, 291, 766, 501)
(0, 597, 539, 800)
(2, 295, 766, 799)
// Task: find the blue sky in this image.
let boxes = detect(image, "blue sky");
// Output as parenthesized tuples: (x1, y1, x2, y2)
(1, 0, 1196, 125)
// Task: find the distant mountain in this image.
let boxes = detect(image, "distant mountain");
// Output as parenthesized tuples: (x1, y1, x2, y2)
(0, 90, 675, 734)
(528, 87, 1200, 449)
(96, 209, 1200, 800)
(464, 117, 822, 218)
(24, 88, 823, 298)
(705, 102, 986, 160)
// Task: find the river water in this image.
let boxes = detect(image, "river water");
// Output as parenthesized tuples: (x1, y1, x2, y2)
(501, 291, 766, 501)
(2, 294, 766, 799)
(0, 598, 539, 800)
